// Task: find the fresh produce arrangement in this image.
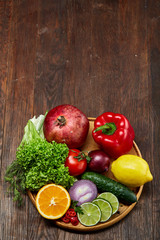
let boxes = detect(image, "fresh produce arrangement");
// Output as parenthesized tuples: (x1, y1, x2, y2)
(5, 104, 153, 230)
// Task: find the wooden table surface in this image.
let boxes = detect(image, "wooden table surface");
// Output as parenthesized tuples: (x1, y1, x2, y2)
(0, 1, 159, 239)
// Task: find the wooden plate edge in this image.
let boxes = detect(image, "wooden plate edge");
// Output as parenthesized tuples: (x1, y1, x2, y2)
(27, 117, 144, 232)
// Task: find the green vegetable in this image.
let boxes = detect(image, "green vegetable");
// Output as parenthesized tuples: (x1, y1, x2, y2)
(71, 200, 84, 214)
(4, 160, 26, 206)
(5, 113, 75, 206)
(30, 114, 47, 139)
(81, 172, 137, 204)
(17, 138, 74, 190)
(20, 113, 47, 146)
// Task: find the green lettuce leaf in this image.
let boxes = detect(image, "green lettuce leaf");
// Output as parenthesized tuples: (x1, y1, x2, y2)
(20, 112, 47, 146)
(30, 113, 47, 139)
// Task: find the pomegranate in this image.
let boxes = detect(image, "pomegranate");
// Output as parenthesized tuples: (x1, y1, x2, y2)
(43, 104, 89, 148)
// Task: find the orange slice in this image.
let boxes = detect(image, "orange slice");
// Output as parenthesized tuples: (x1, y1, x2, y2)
(36, 184, 71, 220)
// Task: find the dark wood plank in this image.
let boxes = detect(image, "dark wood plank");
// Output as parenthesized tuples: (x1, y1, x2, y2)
(62, 0, 120, 117)
(1, 0, 159, 239)
(148, 1, 160, 239)
(0, 1, 13, 239)
(1, 0, 38, 240)
(0, 1, 11, 153)
(33, 0, 68, 115)
(117, 1, 153, 239)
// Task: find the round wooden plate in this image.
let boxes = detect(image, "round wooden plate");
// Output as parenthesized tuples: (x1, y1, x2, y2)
(27, 117, 143, 232)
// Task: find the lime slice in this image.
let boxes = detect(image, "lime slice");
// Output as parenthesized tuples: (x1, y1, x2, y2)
(92, 198, 112, 222)
(97, 192, 119, 214)
(77, 202, 101, 227)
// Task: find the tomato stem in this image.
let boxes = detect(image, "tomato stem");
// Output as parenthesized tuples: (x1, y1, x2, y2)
(73, 151, 91, 163)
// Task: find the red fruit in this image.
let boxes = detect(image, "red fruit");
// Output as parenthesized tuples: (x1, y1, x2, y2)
(65, 149, 87, 176)
(43, 104, 89, 148)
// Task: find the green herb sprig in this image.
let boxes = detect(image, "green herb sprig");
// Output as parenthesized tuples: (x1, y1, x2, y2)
(71, 200, 84, 214)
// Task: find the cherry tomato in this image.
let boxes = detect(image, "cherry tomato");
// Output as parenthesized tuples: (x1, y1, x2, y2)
(65, 149, 87, 176)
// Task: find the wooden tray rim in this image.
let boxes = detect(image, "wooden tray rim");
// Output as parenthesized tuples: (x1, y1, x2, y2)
(27, 117, 143, 232)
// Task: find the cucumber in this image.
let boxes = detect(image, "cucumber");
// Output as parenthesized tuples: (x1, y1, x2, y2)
(81, 172, 137, 204)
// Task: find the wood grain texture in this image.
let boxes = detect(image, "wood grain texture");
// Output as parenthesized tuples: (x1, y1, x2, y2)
(147, 1, 160, 240)
(1, 0, 38, 240)
(0, 0, 159, 239)
(0, 1, 13, 239)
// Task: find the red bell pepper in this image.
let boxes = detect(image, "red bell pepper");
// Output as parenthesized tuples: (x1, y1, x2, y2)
(92, 112, 135, 159)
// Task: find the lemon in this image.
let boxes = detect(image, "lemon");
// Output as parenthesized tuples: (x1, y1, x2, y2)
(111, 154, 153, 187)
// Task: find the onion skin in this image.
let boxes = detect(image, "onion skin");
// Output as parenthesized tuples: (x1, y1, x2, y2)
(43, 104, 89, 148)
(69, 180, 98, 206)
(88, 150, 111, 173)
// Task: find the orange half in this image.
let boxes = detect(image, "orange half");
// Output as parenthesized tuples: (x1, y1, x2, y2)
(36, 184, 71, 220)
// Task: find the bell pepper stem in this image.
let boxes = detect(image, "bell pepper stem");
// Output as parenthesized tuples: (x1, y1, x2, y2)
(94, 122, 117, 135)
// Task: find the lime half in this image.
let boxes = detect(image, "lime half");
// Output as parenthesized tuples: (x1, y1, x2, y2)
(97, 192, 119, 214)
(92, 198, 112, 222)
(77, 202, 101, 227)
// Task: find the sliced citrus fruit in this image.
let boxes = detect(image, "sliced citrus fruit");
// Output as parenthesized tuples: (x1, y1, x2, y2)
(97, 192, 119, 214)
(36, 184, 71, 220)
(77, 202, 101, 226)
(92, 198, 112, 222)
